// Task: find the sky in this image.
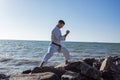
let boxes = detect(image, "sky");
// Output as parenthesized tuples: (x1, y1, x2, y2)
(0, 0, 120, 43)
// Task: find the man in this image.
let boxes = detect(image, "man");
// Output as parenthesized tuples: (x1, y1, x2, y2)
(40, 20, 70, 67)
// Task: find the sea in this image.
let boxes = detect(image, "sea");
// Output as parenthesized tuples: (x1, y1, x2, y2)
(0, 40, 120, 75)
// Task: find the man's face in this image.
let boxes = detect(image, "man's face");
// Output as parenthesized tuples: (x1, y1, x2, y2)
(58, 23, 65, 28)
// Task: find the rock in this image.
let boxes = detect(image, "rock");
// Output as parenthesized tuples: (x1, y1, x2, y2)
(113, 56, 120, 62)
(78, 74, 95, 80)
(83, 58, 96, 66)
(102, 71, 120, 80)
(6, 57, 120, 80)
(10, 72, 60, 80)
(22, 69, 32, 74)
(55, 63, 66, 70)
(0, 74, 9, 80)
(100, 56, 120, 80)
(115, 56, 120, 72)
(0, 74, 7, 79)
(101, 71, 114, 80)
(100, 57, 120, 73)
(93, 61, 101, 70)
(62, 60, 101, 80)
(23, 66, 66, 78)
(61, 71, 80, 80)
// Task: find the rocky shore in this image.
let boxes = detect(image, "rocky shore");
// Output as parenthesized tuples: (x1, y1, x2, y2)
(0, 56, 120, 80)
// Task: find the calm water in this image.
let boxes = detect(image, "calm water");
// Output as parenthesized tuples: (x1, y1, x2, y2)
(0, 40, 120, 75)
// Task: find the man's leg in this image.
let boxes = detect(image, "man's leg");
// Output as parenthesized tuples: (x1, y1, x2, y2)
(40, 46, 56, 67)
(60, 47, 70, 65)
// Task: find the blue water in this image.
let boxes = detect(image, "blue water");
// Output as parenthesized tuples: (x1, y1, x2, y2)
(0, 40, 120, 75)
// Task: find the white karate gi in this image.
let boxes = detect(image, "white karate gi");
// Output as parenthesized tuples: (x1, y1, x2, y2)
(43, 26, 70, 63)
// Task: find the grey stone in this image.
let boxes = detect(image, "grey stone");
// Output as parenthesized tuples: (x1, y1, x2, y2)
(10, 72, 60, 80)
(0, 74, 9, 80)
(100, 57, 120, 73)
(61, 71, 80, 80)
(22, 69, 32, 74)
(59, 60, 101, 79)
(31, 66, 66, 78)
(102, 71, 120, 80)
(83, 58, 96, 66)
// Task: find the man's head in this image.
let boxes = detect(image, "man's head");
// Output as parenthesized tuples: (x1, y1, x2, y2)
(57, 20, 65, 28)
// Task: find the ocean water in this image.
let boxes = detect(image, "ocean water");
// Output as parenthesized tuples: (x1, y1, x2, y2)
(0, 40, 120, 75)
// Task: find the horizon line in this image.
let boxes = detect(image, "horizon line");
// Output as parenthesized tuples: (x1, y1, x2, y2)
(0, 39, 120, 44)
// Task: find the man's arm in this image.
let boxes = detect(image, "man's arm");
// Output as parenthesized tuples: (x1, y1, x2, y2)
(53, 30, 70, 41)
(64, 30, 70, 39)
(60, 30, 70, 41)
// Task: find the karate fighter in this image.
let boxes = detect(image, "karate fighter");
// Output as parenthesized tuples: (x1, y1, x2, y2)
(40, 20, 70, 67)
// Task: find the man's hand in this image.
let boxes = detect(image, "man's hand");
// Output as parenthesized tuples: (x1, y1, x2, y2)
(64, 30, 70, 37)
(66, 30, 70, 34)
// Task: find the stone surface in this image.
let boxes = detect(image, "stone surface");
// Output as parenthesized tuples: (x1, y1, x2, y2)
(10, 72, 60, 80)
(22, 69, 32, 74)
(32, 66, 66, 78)
(93, 61, 101, 70)
(64, 60, 101, 80)
(83, 58, 96, 66)
(55, 63, 66, 70)
(100, 57, 120, 73)
(0, 74, 9, 80)
(102, 71, 120, 80)
(101, 71, 114, 80)
(61, 71, 80, 80)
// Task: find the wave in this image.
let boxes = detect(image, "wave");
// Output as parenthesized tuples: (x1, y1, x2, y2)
(0, 58, 13, 62)
(14, 59, 40, 66)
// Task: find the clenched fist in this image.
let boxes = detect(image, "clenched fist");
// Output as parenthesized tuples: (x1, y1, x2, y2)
(66, 30, 70, 34)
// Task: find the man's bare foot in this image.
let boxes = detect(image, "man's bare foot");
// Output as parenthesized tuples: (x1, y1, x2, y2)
(65, 60, 70, 65)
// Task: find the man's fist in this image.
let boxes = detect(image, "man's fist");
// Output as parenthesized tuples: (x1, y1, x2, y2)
(64, 30, 70, 37)
(66, 30, 70, 34)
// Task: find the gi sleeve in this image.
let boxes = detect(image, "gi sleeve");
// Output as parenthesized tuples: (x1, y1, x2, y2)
(53, 30, 65, 41)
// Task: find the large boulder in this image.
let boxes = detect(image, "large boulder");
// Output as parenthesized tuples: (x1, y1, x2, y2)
(114, 56, 120, 72)
(57, 60, 101, 80)
(22, 66, 66, 78)
(100, 56, 120, 80)
(83, 58, 96, 66)
(61, 71, 80, 80)
(100, 57, 120, 73)
(10, 72, 60, 80)
(101, 71, 120, 80)
(101, 71, 114, 80)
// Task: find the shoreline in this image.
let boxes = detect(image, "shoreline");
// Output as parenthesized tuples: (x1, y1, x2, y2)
(0, 56, 120, 80)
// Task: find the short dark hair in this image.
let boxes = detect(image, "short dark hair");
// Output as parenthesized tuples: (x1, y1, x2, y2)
(58, 20, 65, 24)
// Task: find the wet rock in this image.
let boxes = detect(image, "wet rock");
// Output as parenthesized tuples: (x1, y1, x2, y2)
(28, 66, 65, 78)
(115, 56, 120, 72)
(100, 57, 120, 73)
(102, 71, 120, 80)
(83, 58, 96, 66)
(113, 56, 120, 62)
(93, 61, 101, 70)
(100, 56, 120, 80)
(22, 69, 32, 74)
(64, 60, 101, 80)
(61, 71, 80, 80)
(101, 71, 114, 80)
(8, 56, 120, 80)
(10, 72, 60, 80)
(55, 63, 66, 70)
(78, 74, 95, 80)
(0, 74, 9, 80)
